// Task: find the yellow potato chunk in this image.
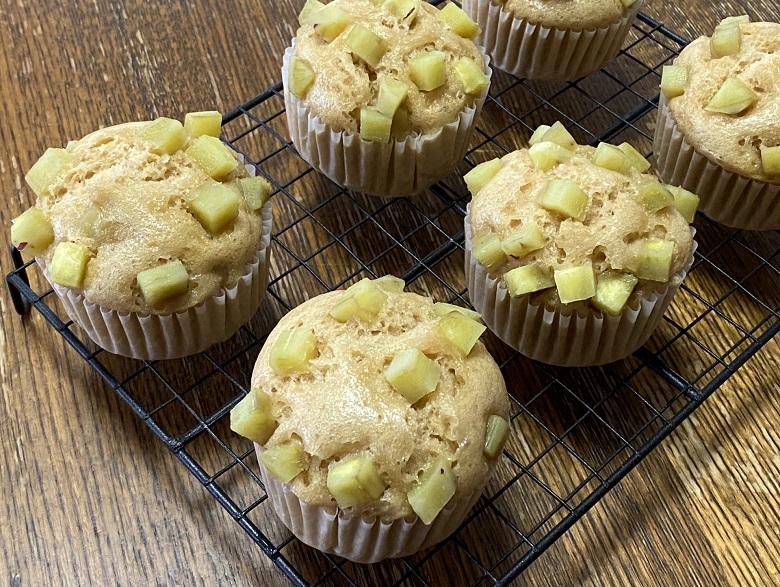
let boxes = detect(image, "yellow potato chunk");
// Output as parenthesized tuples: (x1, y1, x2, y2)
(392, 106, 413, 139)
(184, 111, 222, 138)
(528, 124, 551, 146)
(11, 207, 55, 256)
(409, 51, 446, 92)
(298, 0, 325, 26)
(432, 302, 482, 322)
(329, 278, 388, 322)
(618, 142, 651, 173)
(49, 242, 91, 288)
(360, 107, 393, 143)
(436, 311, 487, 356)
(186, 135, 239, 180)
(346, 24, 387, 68)
(75, 206, 104, 239)
(528, 141, 573, 171)
(438, 3, 480, 39)
(710, 22, 741, 58)
(25, 148, 74, 196)
(288, 55, 316, 99)
(230, 389, 278, 445)
(705, 77, 757, 114)
(239, 175, 273, 210)
(760, 145, 780, 177)
(666, 184, 699, 223)
(307, 5, 352, 42)
(483, 415, 509, 459)
(269, 327, 319, 376)
(136, 260, 189, 306)
(539, 121, 577, 151)
(537, 178, 588, 220)
(660, 65, 687, 99)
(554, 262, 596, 304)
(504, 264, 555, 297)
(373, 275, 406, 293)
(140, 117, 187, 155)
(384, 348, 441, 403)
(635, 239, 675, 282)
(593, 271, 638, 315)
(382, 0, 419, 24)
(260, 440, 307, 483)
(327, 455, 386, 508)
(592, 142, 633, 174)
(637, 181, 674, 213)
(407, 456, 456, 525)
(464, 158, 504, 195)
(376, 75, 409, 118)
(454, 57, 489, 95)
(472, 231, 505, 271)
(501, 222, 547, 258)
(189, 183, 240, 234)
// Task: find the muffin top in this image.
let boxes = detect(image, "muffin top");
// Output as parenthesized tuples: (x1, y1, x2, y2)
(501, 0, 629, 30)
(16, 116, 270, 314)
(467, 125, 696, 312)
(666, 20, 780, 183)
(234, 277, 510, 522)
(291, 0, 488, 136)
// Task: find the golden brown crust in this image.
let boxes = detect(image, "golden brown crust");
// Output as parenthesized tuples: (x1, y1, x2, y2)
(35, 122, 265, 314)
(251, 288, 510, 520)
(501, 0, 626, 30)
(668, 22, 780, 183)
(293, 0, 486, 135)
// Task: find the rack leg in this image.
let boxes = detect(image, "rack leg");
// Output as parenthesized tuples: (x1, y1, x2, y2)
(7, 246, 32, 315)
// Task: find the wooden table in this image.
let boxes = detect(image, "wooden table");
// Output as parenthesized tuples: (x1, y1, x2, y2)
(2, 1, 779, 585)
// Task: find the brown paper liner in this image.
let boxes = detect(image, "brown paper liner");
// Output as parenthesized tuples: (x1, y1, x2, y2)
(43, 199, 273, 361)
(464, 213, 696, 367)
(654, 96, 780, 231)
(255, 444, 482, 564)
(462, 0, 641, 81)
(283, 42, 491, 197)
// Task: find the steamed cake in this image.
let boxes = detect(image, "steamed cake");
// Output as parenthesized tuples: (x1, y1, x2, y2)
(465, 131, 697, 366)
(462, 0, 642, 80)
(13, 116, 273, 359)
(231, 277, 510, 561)
(654, 20, 780, 230)
(284, 0, 491, 196)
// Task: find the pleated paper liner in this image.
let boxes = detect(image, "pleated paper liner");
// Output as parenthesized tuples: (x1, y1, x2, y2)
(462, 0, 642, 81)
(654, 96, 780, 231)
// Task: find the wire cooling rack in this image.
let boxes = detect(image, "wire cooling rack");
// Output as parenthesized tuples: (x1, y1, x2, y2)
(7, 11, 780, 587)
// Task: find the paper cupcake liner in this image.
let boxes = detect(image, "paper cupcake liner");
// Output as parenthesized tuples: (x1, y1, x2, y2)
(283, 41, 491, 197)
(42, 198, 273, 361)
(462, 0, 641, 81)
(654, 96, 780, 231)
(255, 444, 482, 564)
(464, 214, 696, 367)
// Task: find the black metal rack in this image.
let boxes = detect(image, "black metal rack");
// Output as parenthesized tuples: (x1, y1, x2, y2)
(7, 12, 780, 587)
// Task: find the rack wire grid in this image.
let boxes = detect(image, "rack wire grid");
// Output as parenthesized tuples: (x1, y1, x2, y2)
(7, 10, 780, 587)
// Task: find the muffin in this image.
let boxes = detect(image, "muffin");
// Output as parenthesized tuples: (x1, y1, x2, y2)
(654, 17, 780, 231)
(230, 276, 510, 563)
(465, 123, 697, 366)
(461, 0, 642, 81)
(284, 0, 491, 197)
(10, 113, 274, 360)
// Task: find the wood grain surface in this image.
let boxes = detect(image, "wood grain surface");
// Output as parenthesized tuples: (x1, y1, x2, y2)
(2, 0, 779, 585)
